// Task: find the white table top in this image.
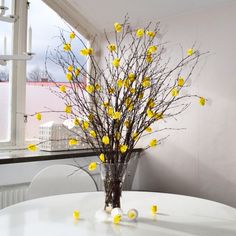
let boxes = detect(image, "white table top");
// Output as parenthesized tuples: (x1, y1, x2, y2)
(0, 191, 236, 236)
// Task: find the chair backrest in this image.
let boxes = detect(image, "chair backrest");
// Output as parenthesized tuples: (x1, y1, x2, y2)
(27, 164, 97, 200)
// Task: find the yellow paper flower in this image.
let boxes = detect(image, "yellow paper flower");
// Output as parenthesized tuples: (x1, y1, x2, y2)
(120, 144, 128, 153)
(114, 22, 122, 32)
(151, 205, 158, 214)
(187, 48, 194, 56)
(80, 48, 93, 56)
(74, 118, 80, 126)
(171, 88, 179, 97)
(82, 120, 89, 130)
(102, 136, 110, 145)
(88, 114, 94, 121)
(112, 58, 120, 68)
(102, 101, 109, 108)
(86, 84, 95, 94)
(147, 45, 157, 54)
(155, 113, 163, 120)
(63, 43, 71, 51)
(128, 73, 135, 82)
(145, 126, 152, 132)
(132, 132, 139, 141)
(199, 97, 206, 106)
(27, 144, 37, 152)
(146, 54, 153, 63)
(138, 92, 144, 100)
(113, 214, 121, 224)
(141, 77, 151, 87)
(69, 138, 78, 146)
(59, 85, 66, 93)
(35, 113, 42, 121)
(177, 77, 184, 87)
(136, 28, 144, 38)
(115, 132, 121, 140)
(95, 83, 101, 91)
(67, 65, 73, 72)
(88, 162, 97, 171)
(124, 79, 130, 88)
(65, 105, 72, 113)
(99, 153, 105, 162)
(66, 73, 72, 81)
(89, 130, 97, 138)
(75, 67, 80, 76)
(146, 31, 156, 38)
(113, 111, 121, 120)
(147, 99, 155, 108)
(124, 120, 129, 128)
(147, 108, 154, 118)
(107, 106, 114, 116)
(117, 79, 123, 88)
(70, 32, 75, 39)
(108, 87, 115, 94)
(130, 88, 135, 94)
(73, 210, 80, 220)
(149, 139, 158, 147)
(107, 43, 116, 52)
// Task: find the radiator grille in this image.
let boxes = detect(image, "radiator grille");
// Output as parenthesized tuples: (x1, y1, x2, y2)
(0, 183, 29, 209)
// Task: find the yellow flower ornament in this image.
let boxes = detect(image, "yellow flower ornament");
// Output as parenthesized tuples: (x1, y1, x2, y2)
(65, 105, 72, 113)
(149, 139, 158, 147)
(27, 144, 37, 152)
(82, 120, 89, 130)
(199, 97, 206, 106)
(80, 48, 93, 56)
(136, 28, 144, 38)
(66, 73, 72, 81)
(151, 205, 158, 214)
(99, 153, 105, 162)
(59, 85, 66, 93)
(187, 48, 194, 56)
(86, 85, 95, 94)
(171, 88, 179, 97)
(69, 138, 78, 146)
(148, 45, 157, 54)
(73, 210, 80, 220)
(146, 31, 156, 38)
(114, 22, 122, 32)
(102, 136, 110, 145)
(67, 65, 73, 72)
(63, 43, 71, 51)
(70, 32, 75, 39)
(113, 214, 121, 224)
(88, 162, 97, 171)
(89, 130, 97, 138)
(35, 113, 42, 121)
(177, 77, 184, 87)
(107, 44, 116, 52)
(112, 58, 120, 68)
(120, 144, 128, 153)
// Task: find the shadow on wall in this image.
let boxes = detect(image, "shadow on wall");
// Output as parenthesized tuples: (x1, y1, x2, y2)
(133, 146, 236, 208)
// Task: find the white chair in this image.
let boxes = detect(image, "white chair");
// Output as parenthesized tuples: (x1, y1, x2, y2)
(27, 164, 97, 200)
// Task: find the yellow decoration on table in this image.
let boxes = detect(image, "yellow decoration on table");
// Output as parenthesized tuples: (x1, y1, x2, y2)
(112, 58, 120, 68)
(88, 162, 97, 171)
(73, 210, 80, 220)
(141, 77, 151, 87)
(69, 138, 78, 146)
(147, 45, 157, 54)
(74, 118, 80, 126)
(70, 32, 75, 39)
(75, 68, 80, 76)
(65, 105, 72, 113)
(147, 108, 154, 118)
(107, 43, 116, 52)
(146, 54, 153, 63)
(80, 48, 93, 56)
(82, 120, 89, 130)
(177, 77, 184, 87)
(151, 205, 158, 214)
(145, 126, 152, 132)
(95, 83, 101, 91)
(67, 65, 73, 72)
(86, 84, 95, 94)
(35, 112, 42, 121)
(187, 48, 194, 56)
(89, 130, 97, 138)
(66, 73, 72, 81)
(59, 85, 66, 93)
(136, 28, 144, 38)
(171, 88, 179, 97)
(113, 214, 121, 224)
(27, 144, 37, 152)
(63, 43, 71, 51)
(114, 22, 122, 32)
(146, 31, 156, 38)
(117, 79, 123, 88)
(149, 139, 158, 147)
(132, 132, 139, 141)
(113, 111, 121, 120)
(102, 136, 110, 145)
(99, 153, 105, 162)
(199, 97, 206, 106)
(120, 144, 128, 153)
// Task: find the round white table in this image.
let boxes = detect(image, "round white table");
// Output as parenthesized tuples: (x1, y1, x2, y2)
(0, 191, 236, 236)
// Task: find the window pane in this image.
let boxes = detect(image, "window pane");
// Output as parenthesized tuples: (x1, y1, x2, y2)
(25, 0, 87, 141)
(0, 0, 13, 142)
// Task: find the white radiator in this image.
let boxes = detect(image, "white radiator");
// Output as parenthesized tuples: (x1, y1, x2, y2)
(0, 183, 29, 209)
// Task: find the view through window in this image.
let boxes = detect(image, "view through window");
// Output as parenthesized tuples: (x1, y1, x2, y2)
(26, 0, 87, 141)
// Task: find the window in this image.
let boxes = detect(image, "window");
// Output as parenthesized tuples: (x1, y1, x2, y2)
(0, 0, 88, 147)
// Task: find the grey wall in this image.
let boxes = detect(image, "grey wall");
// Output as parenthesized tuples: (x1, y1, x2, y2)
(131, 3, 236, 207)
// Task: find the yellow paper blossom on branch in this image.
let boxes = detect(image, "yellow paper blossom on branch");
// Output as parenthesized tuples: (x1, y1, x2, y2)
(113, 111, 121, 120)
(102, 136, 110, 145)
(95, 83, 101, 91)
(146, 54, 153, 63)
(80, 48, 93, 56)
(88, 162, 97, 171)
(69, 138, 78, 146)
(147, 45, 157, 54)
(70, 32, 75, 39)
(63, 43, 71, 51)
(187, 48, 194, 56)
(199, 97, 206, 106)
(59, 85, 66, 93)
(146, 31, 156, 38)
(82, 120, 89, 130)
(128, 73, 135, 82)
(99, 153, 105, 162)
(147, 108, 154, 118)
(112, 58, 120, 68)
(86, 85, 95, 94)
(65, 105, 72, 113)
(35, 113, 42, 121)
(149, 139, 158, 147)
(114, 22, 122, 32)
(75, 68, 80, 76)
(177, 77, 184, 87)
(107, 44, 116, 52)
(171, 88, 179, 97)
(151, 205, 158, 214)
(113, 214, 121, 224)
(73, 210, 80, 220)
(145, 126, 152, 132)
(89, 130, 97, 138)
(136, 28, 144, 38)
(132, 132, 139, 141)
(27, 144, 37, 152)
(74, 118, 80, 126)
(66, 73, 72, 81)
(67, 65, 73, 72)
(120, 144, 128, 153)
(117, 79, 123, 88)
(141, 77, 151, 87)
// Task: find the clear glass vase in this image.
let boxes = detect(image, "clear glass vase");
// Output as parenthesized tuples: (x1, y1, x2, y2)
(100, 162, 128, 212)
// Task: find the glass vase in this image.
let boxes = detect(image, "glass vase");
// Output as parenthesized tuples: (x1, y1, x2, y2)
(100, 162, 128, 212)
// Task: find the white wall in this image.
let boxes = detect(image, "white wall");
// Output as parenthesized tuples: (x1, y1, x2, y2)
(99, 2, 236, 207)
(132, 3, 236, 207)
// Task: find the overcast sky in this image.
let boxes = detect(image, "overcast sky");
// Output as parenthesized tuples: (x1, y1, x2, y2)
(0, 0, 87, 81)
